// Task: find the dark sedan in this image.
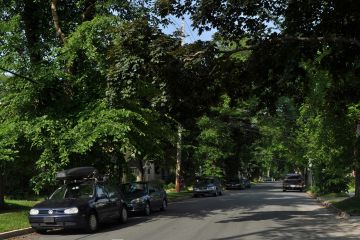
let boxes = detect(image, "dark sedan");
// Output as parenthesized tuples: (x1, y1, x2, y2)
(121, 182, 168, 216)
(28, 167, 128, 233)
(283, 174, 305, 192)
(225, 178, 251, 190)
(225, 179, 245, 190)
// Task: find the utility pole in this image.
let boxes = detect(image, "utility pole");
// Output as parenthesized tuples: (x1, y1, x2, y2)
(175, 17, 185, 193)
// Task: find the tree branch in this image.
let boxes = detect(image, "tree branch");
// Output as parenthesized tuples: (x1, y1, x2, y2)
(0, 67, 39, 84)
(51, 0, 65, 43)
(282, 36, 360, 48)
(82, 0, 97, 21)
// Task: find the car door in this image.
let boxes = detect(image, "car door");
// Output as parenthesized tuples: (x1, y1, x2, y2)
(94, 184, 110, 221)
(148, 184, 161, 208)
(104, 184, 122, 219)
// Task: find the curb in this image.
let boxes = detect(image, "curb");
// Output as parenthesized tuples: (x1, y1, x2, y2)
(0, 227, 34, 240)
(317, 197, 351, 219)
(306, 192, 352, 219)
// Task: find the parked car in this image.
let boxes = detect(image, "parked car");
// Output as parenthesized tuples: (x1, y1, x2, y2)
(225, 178, 245, 190)
(240, 178, 251, 188)
(282, 174, 305, 192)
(121, 181, 167, 216)
(28, 167, 128, 233)
(193, 176, 223, 197)
(263, 177, 274, 182)
(225, 178, 251, 190)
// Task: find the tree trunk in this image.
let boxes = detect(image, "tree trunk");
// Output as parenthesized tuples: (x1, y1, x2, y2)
(175, 124, 183, 193)
(23, 0, 42, 64)
(51, 0, 65, 43)
(0, 172, 5, 209)
(354, 121, 360, 198)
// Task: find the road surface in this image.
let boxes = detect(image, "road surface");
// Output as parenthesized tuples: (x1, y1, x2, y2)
(10, 182, 360, 240)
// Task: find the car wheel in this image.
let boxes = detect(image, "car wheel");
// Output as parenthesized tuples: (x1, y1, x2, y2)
(213, 189, 218, 197)
(219, 190, 222, 196)
(299, 188, 303, 192)
(144, 202, 151, 216)
(283, 189, 286, 192)
(160, 199, 167, 211)
(193, 194, 199, 198)
(85, 213, 98, 233)
(119, 206, 128, 223)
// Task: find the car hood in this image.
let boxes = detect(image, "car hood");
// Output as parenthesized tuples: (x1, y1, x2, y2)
(195, 183, 215, 188)
(124, 193, 146, 202)
(226, 181, 240, 184)
(34, 198, 89, 209)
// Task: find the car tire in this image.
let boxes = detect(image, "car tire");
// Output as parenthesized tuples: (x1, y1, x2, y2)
(193, 194, 199, 198)
(213, 190, 218, 197)
(219, 190, 222, 196)
(85, 213, 98, 233)
(144, 202, 151, 216)
(283, 189, 286, 192)
(119, 205, 128, 223)
(160, 199, 167, 211)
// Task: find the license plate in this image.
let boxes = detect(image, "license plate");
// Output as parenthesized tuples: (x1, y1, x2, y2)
(44, 217, 55, 223)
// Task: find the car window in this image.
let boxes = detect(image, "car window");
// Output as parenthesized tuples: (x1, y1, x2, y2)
(148, 184, 156, 193)
(122, 183, 147, 195)
(96, 185, 108, 199)
(50, 183, 94, 200)
(285, 175, 302, 180)
(104, 184, 119, 198)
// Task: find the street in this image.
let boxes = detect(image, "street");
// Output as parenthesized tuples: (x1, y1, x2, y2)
(11, 182, 360, 240)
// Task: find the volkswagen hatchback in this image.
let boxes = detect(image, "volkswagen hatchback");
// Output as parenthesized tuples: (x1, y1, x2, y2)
(28, 167, 128, 233)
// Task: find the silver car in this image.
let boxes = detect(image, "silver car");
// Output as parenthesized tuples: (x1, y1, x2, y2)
(193, 177, 223, 197)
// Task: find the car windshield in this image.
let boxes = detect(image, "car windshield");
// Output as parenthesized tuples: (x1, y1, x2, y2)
(195, 178, 216, 185)
(227, 179, 239, 182)
(50, 182, 94, 200)
(285, 175, 302, 180)
(122, 183, 147, 196)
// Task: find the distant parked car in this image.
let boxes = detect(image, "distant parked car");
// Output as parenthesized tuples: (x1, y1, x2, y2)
(240, 178, 251, 188)
(263, 177, 273, 182)
(282, 174, 305, 192)
(193, 176, 223, 197)
(121, 182, 167, 216)
(28, 167, 128, 233)
(225, 178, 245, 190)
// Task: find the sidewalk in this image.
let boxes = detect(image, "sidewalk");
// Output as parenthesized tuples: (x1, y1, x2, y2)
(311, 192, 360, 220)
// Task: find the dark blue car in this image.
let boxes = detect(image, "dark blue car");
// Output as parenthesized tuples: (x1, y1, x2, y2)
(28, 167, 128, 233)
(121, 182, 168, 216)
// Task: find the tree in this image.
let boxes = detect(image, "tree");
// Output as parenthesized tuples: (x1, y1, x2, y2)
(160, 0, 360, 195)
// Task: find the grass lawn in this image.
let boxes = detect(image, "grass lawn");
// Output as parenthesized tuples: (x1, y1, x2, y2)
(333, 197, 360, 215)
(0, 199, 39, 233)
(166, 191, 193, 202)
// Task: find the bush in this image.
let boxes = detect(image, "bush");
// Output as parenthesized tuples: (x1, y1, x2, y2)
(164, 182, 175, 190)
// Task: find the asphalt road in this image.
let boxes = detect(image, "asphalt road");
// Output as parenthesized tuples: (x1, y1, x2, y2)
(10, 182, 360, 240)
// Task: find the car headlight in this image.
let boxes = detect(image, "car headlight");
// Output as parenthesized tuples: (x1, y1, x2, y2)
(29, 209, 39, 215)
(64, 207, 79, 214)
(208, 186, 216, 190)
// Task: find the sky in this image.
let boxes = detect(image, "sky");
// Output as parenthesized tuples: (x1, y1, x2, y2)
(161, 14, 217, 44)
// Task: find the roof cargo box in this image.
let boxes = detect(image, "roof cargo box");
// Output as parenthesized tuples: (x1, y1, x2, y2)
(56, 167, 98, 180)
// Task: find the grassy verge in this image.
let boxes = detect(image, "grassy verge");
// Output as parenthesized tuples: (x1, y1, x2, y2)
(166, 191, 193, 202)
(333, 197, 360, 215)
(0, 199, 39, 233)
